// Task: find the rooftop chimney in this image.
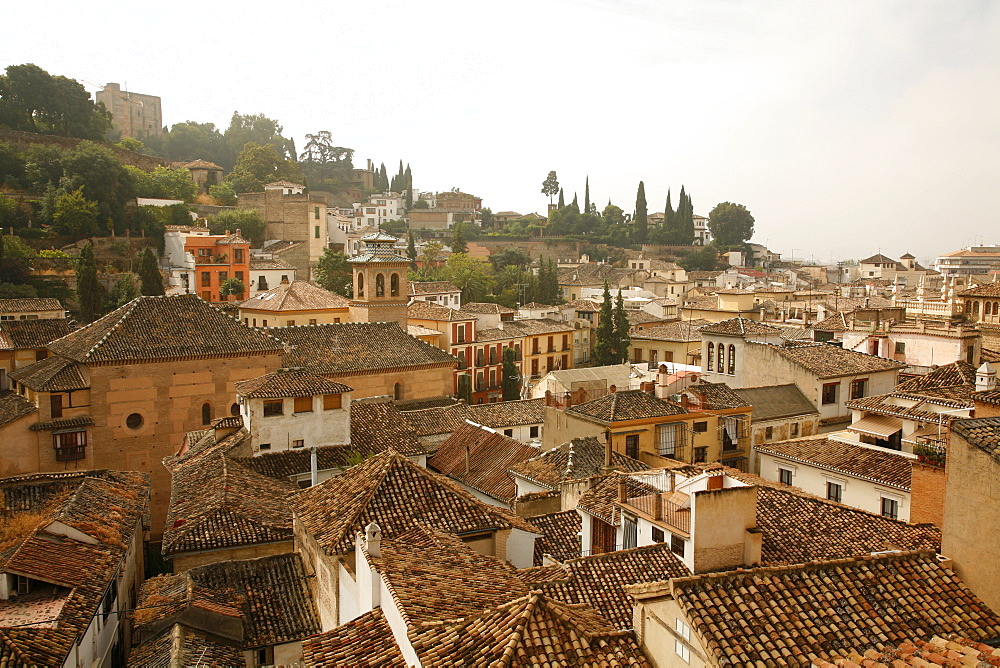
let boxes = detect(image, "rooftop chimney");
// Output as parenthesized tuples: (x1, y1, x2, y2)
(617, 480, 628, 503)
(310, 447, 318, 487)
(976, 363, 997, 392)
(364, 522, 382, 558)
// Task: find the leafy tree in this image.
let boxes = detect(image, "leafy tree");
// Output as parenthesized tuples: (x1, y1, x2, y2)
(377, 163, 388, 191)
(489, 247, 531, 271)
(60, 141, 135, 231)
(0, 64, 110, 139)
(226, 112, 296, 161)
(418, 241, 445, 277)
(502, 347, 521, 401)
(443, 253, 492, 303)
(676, 185, 695, 244)
(220, 277, 246, 300)
(412, 198, 429, 209)
(207, 209, 267, 247)
(663, 189, 674, 233)
(679, 244, 721, 271)
(407, 231, 417, 267)
(602, 203, 624, 227)
(707, 202, 755, 247)
(541, 171, 559, 205)
(208, 183, 237, 206)
(76, 242, 103, 323)
(138, 247, 164, 295)
(106, 274, 138, 310)
(584, 176, 590, 218)
(593, 283, 615, 366)
(226, 142, 303, 194)
(115, 137, 145, 153)
(634, 181, 648, 244)
(159, 121, 231, 168)
(23, 144, 64, 192)
(0, 234, 33, 284)
(52, 187, 98, 237)
(480, 207, 493, 228)
(298, 131, 354, 190)
(0, 141, 25, 189)
(613, 289, 631, 364)
(456, 374, 473, 404)
(0, 195, 32, 229)
(451, 221, 467, 254)
(314, 249, 353, 297)
(127, 165, 197, 202)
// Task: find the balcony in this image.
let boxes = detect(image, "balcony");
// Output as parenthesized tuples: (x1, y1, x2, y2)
(624, 492, 690, 535)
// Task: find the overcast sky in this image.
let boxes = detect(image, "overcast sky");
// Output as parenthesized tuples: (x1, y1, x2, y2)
(4, 0, 999, 265)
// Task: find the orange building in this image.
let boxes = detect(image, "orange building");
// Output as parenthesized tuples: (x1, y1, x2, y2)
(185, 230, 250, 302)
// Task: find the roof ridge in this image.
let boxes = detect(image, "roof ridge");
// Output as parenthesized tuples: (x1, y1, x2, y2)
(497, 593, 539, 667)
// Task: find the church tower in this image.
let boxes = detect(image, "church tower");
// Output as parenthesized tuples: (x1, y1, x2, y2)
(348, 231, 410, 328)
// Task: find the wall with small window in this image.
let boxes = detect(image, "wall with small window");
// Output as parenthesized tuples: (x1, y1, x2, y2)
(241, 390, 352, 455)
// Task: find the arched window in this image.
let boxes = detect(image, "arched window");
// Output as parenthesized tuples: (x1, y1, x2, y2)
(707, 342, 714, 370)
(393, 382, 402, 400)
(965, 301, 972, 313)
(376, 273, 385, 297)
(986, 302, 993, 316)
(357, 273, 365, 298)
(728, 344, 736, 375)
(717, 344, 726, 372)
(390, 273, 399, 297)
(202, 402, 213, 425)
(973, 301, 980, 315)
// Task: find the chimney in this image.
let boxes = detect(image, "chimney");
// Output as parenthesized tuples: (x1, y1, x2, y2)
(310, 447, 319, 487)
(617, 480, 628, 503)
(653, 493, 663, 520)
(225, 229, 230, 236)
(465, 444, 471, 474)
(707, 473, 724, 491)
(976, 363, 997, 392)
(364, 522, 382, 557)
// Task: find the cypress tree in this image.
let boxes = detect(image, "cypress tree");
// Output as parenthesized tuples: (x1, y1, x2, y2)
(571, 192, 578, 211)
(379, 163, 388, 191)
(664, 189, 675, 235)
(407, 230, 417, 267)
(613, 289, 631, 364)
(634, 181, 648, 244)
(138, 247, 164, 296)
(502, 347, 521, 401)
(677, 185, 694, 244)
(546, 258, 560, 304)
(557, 188, 565, 209)
(451, 221, 467, 254)
(76, 242, 103, 323)
(593, 283, 615, 366)
(584, 176, 590, 216)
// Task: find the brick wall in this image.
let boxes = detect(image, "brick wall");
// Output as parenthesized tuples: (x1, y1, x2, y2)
(909, 461, 946, 527)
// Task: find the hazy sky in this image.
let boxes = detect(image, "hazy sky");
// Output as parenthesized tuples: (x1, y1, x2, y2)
(4, 0, 999, 265)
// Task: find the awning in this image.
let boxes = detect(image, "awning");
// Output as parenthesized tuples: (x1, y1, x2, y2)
(847, 414, 903, 438)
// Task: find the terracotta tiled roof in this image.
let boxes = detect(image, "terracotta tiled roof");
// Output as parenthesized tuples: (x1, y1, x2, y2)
(278, 322, 457, 375)
(408, 280, 460, 295)
(402, 399, 545, 437)
(0, 389, 37, 427)
(756, 436, 912, 490)
(811, 311, 853, 331)
(0, 298, 62, 314)
(8, 355, 88, 391)
(510, 437, 648, 491)
(844, 393, 963, 423)
(958, 282, 1000, 297)
(127, 624, 244, 667)
(407, 592, 650, 667)
(459, 302, 516, 315)
(895, 361, 977, 392)
(429, 421, 540, 502)
(561, 298, 602, 312)
(0, 470, 149, 666)
(972, 389, 1000, 406)
(768, 342, 907, 379)
(29, 415, 94, 432)
(162, 450, 295, 556)
(558, 264, 634, 286)
(239, 280, 349, 312)
(577, 472, 660, 526)
(568, 389, 686, 422)
(660, 552, 1000, 665)
(626, 311, 667, 326)
(476, 318, 575, 341)
(46, 295, 286, 363)
(699, 317, 783, 336)
(134, 553, 320, 651)
(289, 450, 538, 555)
(249, 256, 296, 271)
(302, 609, 406, 667)
(234, 368, 352, 398)
(540, 543, 689, 630)
(630, 319, 712, 342)
(951, 417, 1000, 461)
(182, 159, 223, 170)
(816, 635, 1000, 667)
(860, 252, 903, 265)
(733, 384, 818, 421)
(406, 300, 472, 321)
(0, 318, 74, 350)
(529, 509, 582, 565)
(685, 382, 748, 410)
(349, 401, 428, 457)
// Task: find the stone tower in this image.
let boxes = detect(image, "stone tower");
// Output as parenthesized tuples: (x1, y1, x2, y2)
(348, 231, 410, 328)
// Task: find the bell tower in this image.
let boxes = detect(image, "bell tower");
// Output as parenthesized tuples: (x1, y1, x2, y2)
(348, 231, 410, 327)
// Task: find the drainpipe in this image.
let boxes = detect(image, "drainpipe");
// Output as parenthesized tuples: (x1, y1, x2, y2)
(310, 446, 318, 487)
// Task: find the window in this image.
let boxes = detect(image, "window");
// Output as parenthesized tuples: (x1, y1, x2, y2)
(765, 426, 773, 440)
(822, 382, 839, 405)
(314, 206, 320, 218)
(357, 273, 364, 298)
(693, 421, 708, 433)
(693, 447, 707, 463)
(54, 430, 87, 461)
(309, 319, 317, 325)
(314, 225, 320, 239)
(230, 403, 240, 416)
(234, 248, 244, 263)
(376, 273, 385, 297)
(50, 394, 63, 419)
(201, 271, 211, 287)
(218, 271, 227, 283)
(670, 533, 685, 556)
(259, 443, 271, 450)
(895, 341, 906, 354)
(529, 426, 539, 438)
(791, 423, 800, 437)
(779, 467, 793, 486)
(126, 413, 143, 430)
(658, 424, 682, 457)
(717, 344, 726, 372)
(827, 481, 843, 503)
(394, 383, 402, 400)
(652, 527, 665, 543)
(623, 516, 638, 549)
(881, 497, 899, 520)
(294, 396, 313, 413)
(675, 640, 691, 663)
(323, 393, 342, 410)
(292, 439, 305, 449)
(390, 273, 399, 296)
(727, 344, 736, 375)
(263, 400, 283, 416)
(850, 378, 868, 400)
(259, 276, 268, 290)
(235, 271, 244, 283)
(256, 646, 275, 666)
(286, 320, 295, 327)
(504, 429, 514, 437)
(202, 402, 212, 425)
(625, 434, 639, 459)
(675, 618, 691, 641)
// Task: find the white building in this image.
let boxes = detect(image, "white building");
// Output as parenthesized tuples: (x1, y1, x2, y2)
(249, 255, 297, 294)
(352, 192, 406, 229)
(935, 245, 1000, 277)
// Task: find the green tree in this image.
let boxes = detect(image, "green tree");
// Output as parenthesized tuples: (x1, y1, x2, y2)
(52, 187, 98, 237)
(406, 231, 417, 267)
(0, 64, 110, 139)
(613, 289, 631, 364)
(679, 244, 720, 271)
(298, 131, 353, 190)
(707, 202, 755, 247)
(0, 141, 25, 189)
(226, 142, 303, 194)
(443, 253, 492, 303)
(634, 181, 648, 244)
(593, 283, 615, 366)
(138, 247, 164, 295)
(557, 188, 565, 209)
(115, 137, 145, 153)
(207, 208, 267, 247)
(417, 241, 445, 278)
(220, 277, 246, 300)
(676, 185, 695, 244)
(314, 249, 353, 297)
(456, 374, 473, 404)
(602, 203, 624, 227)
(541, 170, 559, 205)
(480, 207, 493, 228)
(489, 247, 531, 271)
(76, 242, 103, 323)
(502, 347, 521, 401)
(226, 112, 296, 161)
(412, 198, 429, 209)
(451, 221, 467, 254)
(0, 195, 32, 229)
(23, 144, 64, 192)
(584, 176, 590, 218)
(105, 274, 138, 310)
(60, 141, 135, 232)
(127, 165, 197, 201)
(208, 183, 237, 206)
(160, 121, 231, 168)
